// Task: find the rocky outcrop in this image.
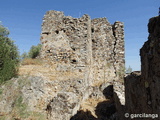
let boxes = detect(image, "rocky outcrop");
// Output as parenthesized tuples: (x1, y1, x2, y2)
(0, 76, 47, 119)
(124, 16, 160, 119)
(0, 74, 119, 120)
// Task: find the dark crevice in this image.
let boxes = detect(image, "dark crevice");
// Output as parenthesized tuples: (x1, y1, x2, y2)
(71, 59, 77, 64)
(92, 39, 96, 43)
(46, 99, 53, 119)
(112, 24, 117, 77)
(71, 47, 76, 51)
(91, 28, 94, 33)
(46, 50, 51, 53)
(42, 32, 51, 35)
(55, 30, 59, 34)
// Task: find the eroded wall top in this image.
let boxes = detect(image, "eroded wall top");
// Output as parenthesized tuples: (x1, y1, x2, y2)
(40, 10, 125, 84)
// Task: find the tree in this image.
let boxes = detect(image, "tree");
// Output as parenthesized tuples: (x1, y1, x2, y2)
(21, 52, 28, 59)
(28, 44, 41, 59)
(126, 65, 132, 74)
(0, 23, 19, 84)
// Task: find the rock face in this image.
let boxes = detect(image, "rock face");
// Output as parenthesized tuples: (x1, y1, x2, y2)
(125, 16, 160, 119)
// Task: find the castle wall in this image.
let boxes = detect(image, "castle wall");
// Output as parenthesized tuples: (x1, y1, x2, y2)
(40, 10, 125, 85)
(41, 11, 91, 67)
(91, 18, 115, 84)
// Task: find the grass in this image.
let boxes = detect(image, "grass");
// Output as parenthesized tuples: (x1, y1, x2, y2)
(14, 96, 28, 117)
(28, 112, 47, 120)
(21, 58, 43, 65)
(12, 93, 46, 119)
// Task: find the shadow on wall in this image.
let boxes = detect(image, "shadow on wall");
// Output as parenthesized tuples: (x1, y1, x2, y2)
(70, 110, 97, 120)
(70, 85, 118, 120)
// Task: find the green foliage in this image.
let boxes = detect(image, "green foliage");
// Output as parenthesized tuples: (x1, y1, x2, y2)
(0, 23, 9, 37)
(0, 88, 3, 95)
(28, 44, 41, 59)
(0, 23, 19, 84)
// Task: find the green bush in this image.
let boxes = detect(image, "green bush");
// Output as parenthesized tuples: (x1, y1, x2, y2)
(0, 24, 19, 84)
(28, 44, 41, 59)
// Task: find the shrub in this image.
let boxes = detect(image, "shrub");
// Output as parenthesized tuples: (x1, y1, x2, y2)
(0, 23, 19, 84)
(28, 44, 41, 59)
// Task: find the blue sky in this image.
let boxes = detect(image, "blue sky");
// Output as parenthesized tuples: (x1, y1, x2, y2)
(0, 0, 159, 71)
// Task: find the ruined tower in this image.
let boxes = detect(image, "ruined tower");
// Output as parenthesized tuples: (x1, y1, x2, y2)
(40, 10, 125, 85)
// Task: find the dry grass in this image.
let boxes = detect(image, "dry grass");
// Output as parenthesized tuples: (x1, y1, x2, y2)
(19, 60, 83, 81)
(80, 98, 108, 118)
(19, 64, 56, 80)
(21, 58, 43, 65)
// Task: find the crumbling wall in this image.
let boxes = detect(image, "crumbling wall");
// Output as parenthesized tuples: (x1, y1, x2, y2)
(40, 10, 125, 84)
(41, 11, 91, 67)
(125, 16, 160, 119)
(91, 18, 116, 84)
(40, 10, 125, 120)
(112, 22, 125, 80)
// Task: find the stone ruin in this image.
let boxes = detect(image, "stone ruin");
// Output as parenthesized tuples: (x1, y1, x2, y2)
(40, 11, 160, 119)
(124, 16, 160, 119)
(40, 10, 125, 84)
(1, 10, 160, 120)
(40, 10, 125, 119)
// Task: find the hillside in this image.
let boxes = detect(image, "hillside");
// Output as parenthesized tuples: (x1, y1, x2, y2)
(0, 59, 119, 120)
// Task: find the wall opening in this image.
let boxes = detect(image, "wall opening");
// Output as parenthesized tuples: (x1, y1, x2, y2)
(46, 50, 51, 53)
(55, 30, 59, 34)
(91, 28, 94, 33)
(71, 47, 76, 51)
(92, 39, 96, 43)
(42, 32, 51, 35)
(63, 29, 66, 33)
(71, 59, 77, 64)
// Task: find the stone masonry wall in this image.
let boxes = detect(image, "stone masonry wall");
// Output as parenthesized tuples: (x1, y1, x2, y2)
(40, 10, 125, 119)
(40, 10, 125, 85)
